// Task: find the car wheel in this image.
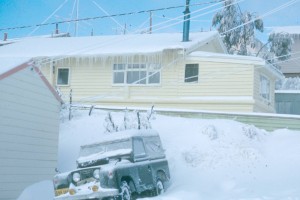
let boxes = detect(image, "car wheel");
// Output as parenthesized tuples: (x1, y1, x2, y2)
(120, 181, 131, 200)
(155, 179, 165, 196)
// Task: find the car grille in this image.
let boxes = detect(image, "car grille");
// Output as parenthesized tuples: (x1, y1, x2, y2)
(73, 168, 96, 186)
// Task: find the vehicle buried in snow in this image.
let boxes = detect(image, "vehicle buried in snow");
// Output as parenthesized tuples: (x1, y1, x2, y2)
(53, 129, 171, 200)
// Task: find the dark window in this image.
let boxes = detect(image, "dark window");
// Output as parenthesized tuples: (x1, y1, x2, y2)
(57, 68, 69, 85)
(133, 138, 146, 158)
(185, 64, 199, 83)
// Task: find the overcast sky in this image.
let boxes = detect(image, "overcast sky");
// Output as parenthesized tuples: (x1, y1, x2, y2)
(0, 0, 299, 42)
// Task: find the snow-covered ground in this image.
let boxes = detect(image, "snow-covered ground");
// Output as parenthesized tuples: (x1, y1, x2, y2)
(18, 109, 300, 200)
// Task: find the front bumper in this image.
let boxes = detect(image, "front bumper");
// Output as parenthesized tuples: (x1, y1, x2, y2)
(54, 184, 119, 200)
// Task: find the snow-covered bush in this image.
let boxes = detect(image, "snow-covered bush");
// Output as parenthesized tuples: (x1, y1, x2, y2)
(276, 77, 300, 90)
(202, 125, 218, 140)
(242, 125, 259, 140)
(103, 107, 156, 133)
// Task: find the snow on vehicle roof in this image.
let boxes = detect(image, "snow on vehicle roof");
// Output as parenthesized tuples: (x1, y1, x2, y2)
(0, 31, 218, 57)
(271, 26, 300, 35)
(81, 129, 160, 148)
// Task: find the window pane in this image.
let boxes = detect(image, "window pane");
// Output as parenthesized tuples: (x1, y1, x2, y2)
(185, 64, 199, 83)
(260, 75, 270, 100)
(113, 72, 125, 84)
(57, 68, 69, 85)
(127, 71, 146, 84)
(113, 64, 125, 70)
(148, 71, 160, 84)
(133, 139, 146, 157)
(128, 64, 146, 69)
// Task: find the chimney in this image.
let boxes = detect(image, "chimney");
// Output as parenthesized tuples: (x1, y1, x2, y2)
(3, 33, 8, 41)
(182, 0, 191, 42)
(55, 23, 59, 34)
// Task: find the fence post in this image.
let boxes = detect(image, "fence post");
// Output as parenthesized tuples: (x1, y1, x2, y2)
(69, 89, 72, 120)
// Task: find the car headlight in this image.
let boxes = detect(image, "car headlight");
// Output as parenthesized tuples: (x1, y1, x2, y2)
(93, 169, 100, 179)
(73, 172, 80, 182)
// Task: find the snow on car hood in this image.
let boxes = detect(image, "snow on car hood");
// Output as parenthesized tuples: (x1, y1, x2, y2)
(77, 149, 132, 164)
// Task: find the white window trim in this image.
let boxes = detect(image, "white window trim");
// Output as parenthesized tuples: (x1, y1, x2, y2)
(112, 63, 161, 86)
(56, 67, 70, 86)
(184, 63, 199, 84)
(259, 74, 271, 102)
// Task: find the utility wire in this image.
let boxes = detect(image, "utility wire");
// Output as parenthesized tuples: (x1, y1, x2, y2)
(0, 0, 221, 32)
(11, 1, 296, 103)
(27, 0, 69, 36)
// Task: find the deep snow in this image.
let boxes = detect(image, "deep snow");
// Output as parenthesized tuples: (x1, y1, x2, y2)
(18, 109, 300, 200)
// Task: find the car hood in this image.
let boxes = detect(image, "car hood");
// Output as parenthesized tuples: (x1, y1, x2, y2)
(77, 149, 132, 168)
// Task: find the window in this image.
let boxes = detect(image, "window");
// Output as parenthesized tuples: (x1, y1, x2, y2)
(185, 64, 199, 83)
(133, 138, 146, 158)
(113, 64, 125, 84)
(144, 137, 165, 159)
(260, 75, 270, 100)
(113, 63, 161, 85)
(57, 68, 69, 85)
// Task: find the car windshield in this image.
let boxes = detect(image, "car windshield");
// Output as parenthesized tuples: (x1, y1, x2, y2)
(79, 139, 132, 157)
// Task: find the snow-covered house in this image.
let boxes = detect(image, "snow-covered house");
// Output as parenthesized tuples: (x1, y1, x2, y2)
(0, 31, 282, 113)
(0, 58, 62, 200)
(272, 26, 300, 78)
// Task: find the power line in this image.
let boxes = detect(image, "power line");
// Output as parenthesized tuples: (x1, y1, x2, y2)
(0, 0, 221, 32)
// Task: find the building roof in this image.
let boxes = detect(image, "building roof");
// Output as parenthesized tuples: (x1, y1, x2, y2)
(0, 31, 221, 58)
(0, 58, 63, 103)
(0, 32, 70, 46)
(271, 26, 300, 35)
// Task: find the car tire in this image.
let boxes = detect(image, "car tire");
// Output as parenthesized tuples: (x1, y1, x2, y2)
(120, 181, 132, 200)
(155, 178, 165, 196)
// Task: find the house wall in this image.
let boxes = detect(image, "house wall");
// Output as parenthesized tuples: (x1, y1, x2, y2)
(0, 67, 60, 200)
(40, 52, 262, 113)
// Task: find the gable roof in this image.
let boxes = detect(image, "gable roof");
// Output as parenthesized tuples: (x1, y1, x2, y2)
(0, 31, 224, 58)
(0, 58, 63, 103)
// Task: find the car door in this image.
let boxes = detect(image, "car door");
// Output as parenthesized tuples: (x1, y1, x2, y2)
(133, 138, 154, 190)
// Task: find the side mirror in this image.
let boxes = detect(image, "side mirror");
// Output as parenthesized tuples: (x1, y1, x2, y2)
(55, 168, 60, 173)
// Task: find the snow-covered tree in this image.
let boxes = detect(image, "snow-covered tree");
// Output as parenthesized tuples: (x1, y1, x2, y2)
(212, 0, 263, 55)
(212, 0, 293, 64)
(268, 32, 293, 61)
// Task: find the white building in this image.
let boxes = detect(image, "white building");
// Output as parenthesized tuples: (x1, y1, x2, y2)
(0, 58, 62, 200)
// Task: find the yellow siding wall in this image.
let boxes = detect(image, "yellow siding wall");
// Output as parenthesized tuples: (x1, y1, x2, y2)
(39, 53, 263, 112)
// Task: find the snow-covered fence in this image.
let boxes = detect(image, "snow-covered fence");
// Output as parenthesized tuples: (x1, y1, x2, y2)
(68, 104, 300, 131)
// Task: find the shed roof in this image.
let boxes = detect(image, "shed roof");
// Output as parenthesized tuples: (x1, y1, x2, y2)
(0, 31, 220, 57)
(0, 58, 63, 103)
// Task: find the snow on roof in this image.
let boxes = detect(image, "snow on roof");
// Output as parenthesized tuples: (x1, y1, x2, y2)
(189, 51, 265, 64)
(81, 129, 159, 148)
(189, 51, 283, 79)
(0, 32, 218, 57)
(0, 32, 70, 46)
(0, 57, 31, 75)
(271, 26, 300, 35)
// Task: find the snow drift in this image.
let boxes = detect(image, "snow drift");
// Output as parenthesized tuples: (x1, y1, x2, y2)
(18, 109, 300, 200)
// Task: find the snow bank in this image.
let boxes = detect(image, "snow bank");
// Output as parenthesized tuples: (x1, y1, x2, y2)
(18, 109, 300, 200)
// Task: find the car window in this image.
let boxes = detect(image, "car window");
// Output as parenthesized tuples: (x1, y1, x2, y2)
(133, 138, 146, 158)
(144, 136, 165, 159)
